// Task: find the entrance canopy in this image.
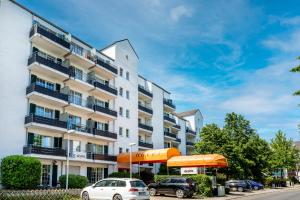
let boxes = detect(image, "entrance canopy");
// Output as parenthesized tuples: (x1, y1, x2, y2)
(117, 148, 181, 164)
(167, 154, 228, 168)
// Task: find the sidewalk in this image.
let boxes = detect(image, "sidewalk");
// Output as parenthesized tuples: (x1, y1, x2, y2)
(205, 184, 300, 200)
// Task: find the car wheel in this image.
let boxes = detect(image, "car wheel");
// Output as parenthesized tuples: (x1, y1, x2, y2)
(113, 194, 123, 200)
(149, 188, 157, 196)
(237, 187, 244, 192)
(81, 191, 89, 200)
(176, 189, 185, 198)
(253, 186, 258, 190)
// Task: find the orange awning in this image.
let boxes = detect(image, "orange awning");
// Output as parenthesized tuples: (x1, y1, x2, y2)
(117, 148, 181, 164)
(167, 154, 228, 168)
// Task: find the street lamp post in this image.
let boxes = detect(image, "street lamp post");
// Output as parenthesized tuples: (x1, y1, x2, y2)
(66, 129, 75, 190)
(129, 143, 136, 179)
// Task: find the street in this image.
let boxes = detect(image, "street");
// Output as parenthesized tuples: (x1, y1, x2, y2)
(238, 189, 300, 200)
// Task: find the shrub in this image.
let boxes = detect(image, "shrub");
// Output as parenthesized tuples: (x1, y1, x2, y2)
(59, 174, 88, 189)
(1, 155, 41, 189)
(216, 173, 227, 185)
(154, 174, 212, 197)
(108, 172, 140, 179)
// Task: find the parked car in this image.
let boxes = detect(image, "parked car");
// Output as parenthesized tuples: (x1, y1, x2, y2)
(246, 180, 264, 190)
(225, 180, 251, 192)
(148, 177, 196, 198)
(81, 178, 149, 200)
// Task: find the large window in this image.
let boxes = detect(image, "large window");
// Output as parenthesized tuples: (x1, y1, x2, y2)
(41, 165, 51, 186)
(96, 122, 106, 131)
(31, 134, 53, 148)
(71, 43, 83, 56)
(35, 106, 54, 119)
(74, 68, 83, 80)
(69, 90, 82, 105)
(36, 77, 55, 91)
(69, 115, 81, 129)
(91, 168, 103, 184)
(95, 99, 105, 107)
(87, 143, 105, 154)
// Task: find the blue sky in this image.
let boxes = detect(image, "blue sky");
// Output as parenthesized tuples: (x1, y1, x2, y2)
(18, 0, 300, 141)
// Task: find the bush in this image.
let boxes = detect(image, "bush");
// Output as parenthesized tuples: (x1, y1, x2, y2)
(108, 172, 140, 179)
(154, 174, 212, 197)
(216, 173, 227, 185)
(1, 155, 41, 189)
(59, 174, 88, 189)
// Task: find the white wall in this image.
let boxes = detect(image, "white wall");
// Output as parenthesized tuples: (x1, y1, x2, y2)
(0, 0, 32, 158)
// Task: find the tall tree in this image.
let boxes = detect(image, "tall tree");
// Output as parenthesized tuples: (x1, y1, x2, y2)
(290, 59, 300, 95)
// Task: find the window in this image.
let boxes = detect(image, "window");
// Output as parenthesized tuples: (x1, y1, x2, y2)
(119, 127, 123, 136)
(96, 122, 106, 131)
(130, 180, 146, 187)
(69, 90, 82, 106)
(126, 91, 129, 99)
(126, 148, 129, 153)
(35, 106, 54, 119)
(119, 87, 123, 96)
(74, 68, 83, 80)
(30, 134, 53, 148)
(117, 180, 126, 187)
(95, 99, 106, 107)
(126, 72, 129, 80)
(119, 107, 123, 116)
(120, 68, 123, 76)
(41, 165, 51, 186)
(36, 77, 55, 91)
(69, 115, 81, 129)
(119, 147, 123, 154)
(126, 109, 130, 118)
(126, 129, 129, 137)
(71, 43, 84, 56)
(87, 143, 106, 154)
(138, 135, 142, 141)
(91, 168, 103, 184)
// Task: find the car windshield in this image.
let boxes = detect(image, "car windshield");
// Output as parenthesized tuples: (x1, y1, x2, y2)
(130, 180, 146, 187)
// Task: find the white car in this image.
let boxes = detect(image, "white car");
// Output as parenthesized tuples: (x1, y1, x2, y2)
(81, 178, 150, 200)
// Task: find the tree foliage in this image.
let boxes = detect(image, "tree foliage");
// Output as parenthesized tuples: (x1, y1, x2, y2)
(290, 60, 300, 95)
(195, 112, 271, 179)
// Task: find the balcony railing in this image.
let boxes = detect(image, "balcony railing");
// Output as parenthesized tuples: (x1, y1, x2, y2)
(138, 104, 153, 115)
(92, 80, 118, 95)
(173, 124, 181, 130)
(95, 58, 118, 75)
(164, 131, 178, 139)
(186, 128, 196, 135)
(138, 141, 153, 148)
(163, 98, 176, 109)
(138, 123, 153, 132)
(26, 83, 68, 101)
(28, 53, 70, 75)
(138, 85, 153, 98)
(164, 115, 176, 124)
(93, 128, 117, 139)
(23, 145, 66, 157)
(30, 23, 70, 49)
(186, 141, 194, 146)
(68, 124, 91, 133)
(86, 152, 117, 162)
(25, 114, 67, 129)
(93, 105, 118, 117)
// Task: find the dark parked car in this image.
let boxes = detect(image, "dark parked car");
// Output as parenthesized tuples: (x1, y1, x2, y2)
(148, 177, 196, 198)
(225, 180, 251, 192)
(246, 180, 264, 190)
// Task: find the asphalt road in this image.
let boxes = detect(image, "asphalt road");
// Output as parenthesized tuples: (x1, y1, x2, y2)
(239, 189, 300, 200)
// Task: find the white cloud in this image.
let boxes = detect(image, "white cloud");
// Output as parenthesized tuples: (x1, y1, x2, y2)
(170, 5, 193, 22)
(269, 16, 300, 26)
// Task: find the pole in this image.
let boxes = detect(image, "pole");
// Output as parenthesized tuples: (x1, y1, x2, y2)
(130, 145, 132, 179)
(66, 133, 70, 190)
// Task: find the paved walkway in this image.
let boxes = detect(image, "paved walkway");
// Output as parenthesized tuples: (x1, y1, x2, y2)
(150, 185, 300, 200)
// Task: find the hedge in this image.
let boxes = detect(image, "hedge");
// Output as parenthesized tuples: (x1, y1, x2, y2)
(1, 155, 41, 189)
(59, 174, 88, 189)
(154, 174, 212, 197)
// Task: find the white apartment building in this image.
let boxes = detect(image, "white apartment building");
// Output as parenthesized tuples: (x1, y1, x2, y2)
(0, 0, 203, 187)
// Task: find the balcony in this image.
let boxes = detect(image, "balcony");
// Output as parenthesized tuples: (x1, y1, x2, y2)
(164, 131, 181, 143)
(65, 97, 94, 115)
(65, 45, 95, 69)
(186, 141, 195, 146)
(86, 153, 117, 162)
(138, 85, 153, 100)
(163, 98, 176, 111)
(66, 68, 94, 91)
(186, 128, 196, 136)
(138, 104, 153, 117)
(172, 124, 181, 131)
(138, 123, 153, 133)
(28, 53, 69, 81)
(91, 105, 117, 120)
(164, 115, 176, 125)
(90, 58, 118, 79)
(23, 145, 66, 157)
(26, 83, 68, 106)
(93, 128, 118, 140)
(29, 23, 70, 56)
(89, 80, 118, 100)
(25, 114, 67, 132)
(138, 141, 153, 149)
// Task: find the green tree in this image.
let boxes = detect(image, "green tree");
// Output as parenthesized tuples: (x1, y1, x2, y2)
(269, 130, 300, 177)
(290, 59, 300, 95)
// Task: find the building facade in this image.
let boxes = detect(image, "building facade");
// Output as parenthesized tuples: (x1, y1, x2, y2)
(0, 0, 203, 186)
